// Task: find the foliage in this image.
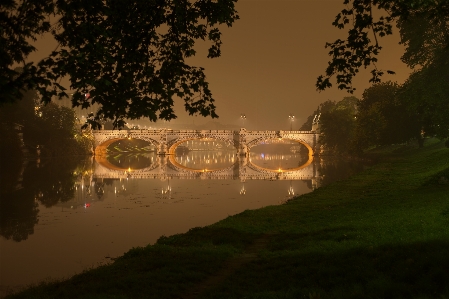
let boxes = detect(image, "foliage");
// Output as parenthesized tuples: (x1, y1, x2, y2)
(398, 53, 449, 140)
(318, 1, 448, 150)
(318, 97, 359, 154)
(0, 1, 54, 103)
(396, 7, 449, 140)
(353, 81, 418, 151)
(320, 107, 356, 154)
(30, 102, 94, 156)
(1, 0, 239, 129)
(397, 3, 449, 69)
(317, 0, 449, 93)
(0, 89, 92, 156)
(0, 87, 37, 128)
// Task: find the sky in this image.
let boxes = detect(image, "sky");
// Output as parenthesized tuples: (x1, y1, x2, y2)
(30, 0, 412, 130)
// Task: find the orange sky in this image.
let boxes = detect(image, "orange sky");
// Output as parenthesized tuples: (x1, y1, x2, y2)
(29, 0, 411, 130)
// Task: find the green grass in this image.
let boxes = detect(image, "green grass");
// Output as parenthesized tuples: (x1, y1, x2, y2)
(7, 139, 449, 299)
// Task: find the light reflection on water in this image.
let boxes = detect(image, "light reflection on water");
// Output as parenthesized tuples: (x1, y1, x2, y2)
(0, 147, 366, 297)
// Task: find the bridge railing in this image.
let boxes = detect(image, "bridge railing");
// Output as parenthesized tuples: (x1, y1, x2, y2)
(93, 129, 318, 135)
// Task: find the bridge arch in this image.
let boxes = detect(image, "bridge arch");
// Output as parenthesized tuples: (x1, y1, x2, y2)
(94, 136, 159, 156)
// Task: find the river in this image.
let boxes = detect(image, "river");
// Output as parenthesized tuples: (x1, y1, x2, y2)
(0, 141, 367, 297)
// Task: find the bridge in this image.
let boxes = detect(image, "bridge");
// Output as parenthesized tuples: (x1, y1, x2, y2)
(92, 126, 321, 157)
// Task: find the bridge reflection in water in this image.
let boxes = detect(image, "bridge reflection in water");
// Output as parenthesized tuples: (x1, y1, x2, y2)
(92, 151, 321, 190)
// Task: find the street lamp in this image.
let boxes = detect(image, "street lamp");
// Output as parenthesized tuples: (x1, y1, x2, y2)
(288, 114, 295, 131)
(240, 114, 247, 128)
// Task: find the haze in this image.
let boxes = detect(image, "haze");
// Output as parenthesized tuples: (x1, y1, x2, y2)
(28, 0, 411, 130)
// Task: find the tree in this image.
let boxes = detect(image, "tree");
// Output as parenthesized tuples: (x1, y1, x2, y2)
(0, 1, 54, 103)
(316, 0, 449, 93)
(0, 88, 92, 156)
(0, 85, 37, 128)
(1, 0, 239, 129)
(320, 107, 357, 154)
(398, 55, 449, 140)
(31, 102, 93, 156)
(319, 97, 359, 154)
(396, 3, 449, 69)
(353, 81, 418, 150)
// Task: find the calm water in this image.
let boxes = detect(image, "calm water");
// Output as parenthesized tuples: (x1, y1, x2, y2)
(0, 144, 367, 296)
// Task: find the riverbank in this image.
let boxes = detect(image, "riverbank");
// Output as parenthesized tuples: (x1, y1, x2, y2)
(7, 139, 449, 299)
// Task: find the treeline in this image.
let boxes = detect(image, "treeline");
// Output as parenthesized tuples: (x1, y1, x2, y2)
(0, 89, 94, 160)
(302, 79, 448, 155)
(307, 1, 449, 155)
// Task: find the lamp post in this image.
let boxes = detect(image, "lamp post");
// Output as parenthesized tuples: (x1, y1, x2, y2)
(240, 114, 246, 128)
(288, 114, 295, 131)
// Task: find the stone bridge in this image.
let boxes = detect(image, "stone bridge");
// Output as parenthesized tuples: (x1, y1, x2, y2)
(92, 128, 321, 157)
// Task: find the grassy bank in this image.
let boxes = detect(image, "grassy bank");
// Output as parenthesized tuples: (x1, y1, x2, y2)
(8, 140, 449, 299)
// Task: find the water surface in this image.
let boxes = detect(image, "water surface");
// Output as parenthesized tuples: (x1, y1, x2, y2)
(0, 145, 366, 296)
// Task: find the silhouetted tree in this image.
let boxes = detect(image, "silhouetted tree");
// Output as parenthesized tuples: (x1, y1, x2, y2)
(396, 8, 449, 140)
(0, 2, 54, 104)
(318, 0, 449, 147)
(398, 55, 449, 141)
(1, 0, 239, 129)
(317, 0, 449, 93)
